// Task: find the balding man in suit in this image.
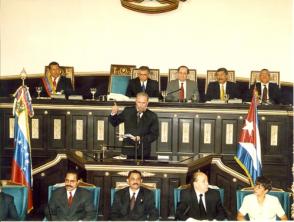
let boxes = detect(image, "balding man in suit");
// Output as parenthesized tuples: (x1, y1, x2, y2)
(176, 172, 226, 221)
(166, 65, 199, 102)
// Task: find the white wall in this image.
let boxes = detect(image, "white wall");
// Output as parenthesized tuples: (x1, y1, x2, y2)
(0, 0, 293, 82)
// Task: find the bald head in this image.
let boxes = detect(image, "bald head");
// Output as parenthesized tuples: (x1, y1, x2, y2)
(193, 172, 209, 193)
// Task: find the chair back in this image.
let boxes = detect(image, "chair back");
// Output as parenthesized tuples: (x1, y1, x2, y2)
(45, 66, 75, 89)
(174, 184, 224, 213)
(236, 189, 290, 219)
(110, 187, 161, 212)
(2, 185, 28, 220)
(206, 70, 235, 93)
(250, 70, 280, 87)
(110, 64, 136, 75)
(48, 183, 100, 219)
(168, 69, 197, 82)
(108, 64, 136, 95)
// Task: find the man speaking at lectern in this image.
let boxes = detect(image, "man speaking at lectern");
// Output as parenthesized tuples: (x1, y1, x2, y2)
(109, 92, 159, 159)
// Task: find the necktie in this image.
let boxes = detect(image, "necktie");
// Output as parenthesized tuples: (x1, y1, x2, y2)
(220, 84, 225, 100)
(137, 112, 141, 125)
(68, 192, 73, 207)
(179, 82, 184, 102)
(199, 194, 207, 219)
(262, 85, 268, 103)
(53, 77, 57, 90)
(141, 82, 146, 92)
(130, 192, 136, 211)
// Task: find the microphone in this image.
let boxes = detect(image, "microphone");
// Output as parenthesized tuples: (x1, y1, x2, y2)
(183, 205, 190, 215)
(46, 204, 53, 221)
(166, 88, 181, 95)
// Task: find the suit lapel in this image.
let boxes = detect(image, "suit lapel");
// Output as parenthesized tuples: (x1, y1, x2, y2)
(60, 187, 70, 209)
(190, 188, 200, 214)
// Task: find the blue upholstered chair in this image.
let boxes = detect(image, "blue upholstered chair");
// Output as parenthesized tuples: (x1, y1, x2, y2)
(110, 187, 161, 213)
(47, 182, 100, 219)
(2, 185, 28, 220)
(109, 75, 132, 95)
(174, 184, 224, 213)
(236, 188, 291, 219)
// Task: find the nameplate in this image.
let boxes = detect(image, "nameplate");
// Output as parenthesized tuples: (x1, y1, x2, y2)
(68, 95, 83, 100)
(51, 94, 66, 99)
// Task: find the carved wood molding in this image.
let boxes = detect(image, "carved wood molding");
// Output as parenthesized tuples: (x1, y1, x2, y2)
(121, 0, 186, 14)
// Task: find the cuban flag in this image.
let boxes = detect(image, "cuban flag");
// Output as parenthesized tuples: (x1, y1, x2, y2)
(234, 90, 262, 186)
(11, 86, 34, 212)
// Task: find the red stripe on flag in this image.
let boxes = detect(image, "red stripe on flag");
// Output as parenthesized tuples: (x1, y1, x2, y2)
(11, 160, 33, 212)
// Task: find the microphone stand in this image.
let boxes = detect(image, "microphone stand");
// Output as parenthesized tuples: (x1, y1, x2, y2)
(141, 136, 144, 162)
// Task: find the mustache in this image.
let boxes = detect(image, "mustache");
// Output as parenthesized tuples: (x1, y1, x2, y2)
(132, 183, 139, 186)
(65, 185, 73, 188)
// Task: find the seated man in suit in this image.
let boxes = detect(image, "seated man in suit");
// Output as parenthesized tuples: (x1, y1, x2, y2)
(247, 69, 281, 104)
(44, 170, 96, 221)
(109, 92, 159, 159)
(176, 171, 226, 221)
(110, 170, 159, 221)
(0, 181, 19, 221)
(237, 176, 287, 221)
(40, 61, 73, 98)
(205, 67, 240, 101)
(126, 66, 160, 98)
(166, 65, 199, 102)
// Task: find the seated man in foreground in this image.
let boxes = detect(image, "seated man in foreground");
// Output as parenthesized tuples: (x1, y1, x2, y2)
(176, 171, 226, 221)
(45, 170, 96, 221)
(110, 170, 159, 221)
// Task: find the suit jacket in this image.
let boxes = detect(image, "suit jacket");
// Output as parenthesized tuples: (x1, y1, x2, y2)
(126, 77, 160, 98)
(110, 187, 159, 221)
(40, 76, 73, 97)
(44, 187, 96, 221)
(109, 106, 159, 158)
(247, 82, 281, 104)
(176, 187, 226, 221)
(166, 79, 199, 102)
(205, 81, 240, 101)
(0, 191, 19, 221)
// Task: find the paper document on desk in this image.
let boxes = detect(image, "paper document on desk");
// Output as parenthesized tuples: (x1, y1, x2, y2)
(205, 99, 225, 104)
(123, 134, 136, 140)
(107, 93, 131, 101)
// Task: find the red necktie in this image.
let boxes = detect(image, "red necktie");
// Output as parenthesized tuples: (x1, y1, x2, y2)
(68, 192, 73, 207)
(179, 82, 184, 102)
(53, 78, 57, 89)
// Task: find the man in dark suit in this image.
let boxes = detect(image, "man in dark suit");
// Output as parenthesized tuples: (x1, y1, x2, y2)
(109, 92, 159, 159)
(205, 67, 240, 101)
(176, 171, 226, 221)
(166, 65, 199, 102)
(126, 66, 160, 98)
(40, 61, 73, 98)
(45, 170, 96, 221)
(247, 69, 281, 104)
(110, 170, 159, 221)
(0, 181, 19, 221)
